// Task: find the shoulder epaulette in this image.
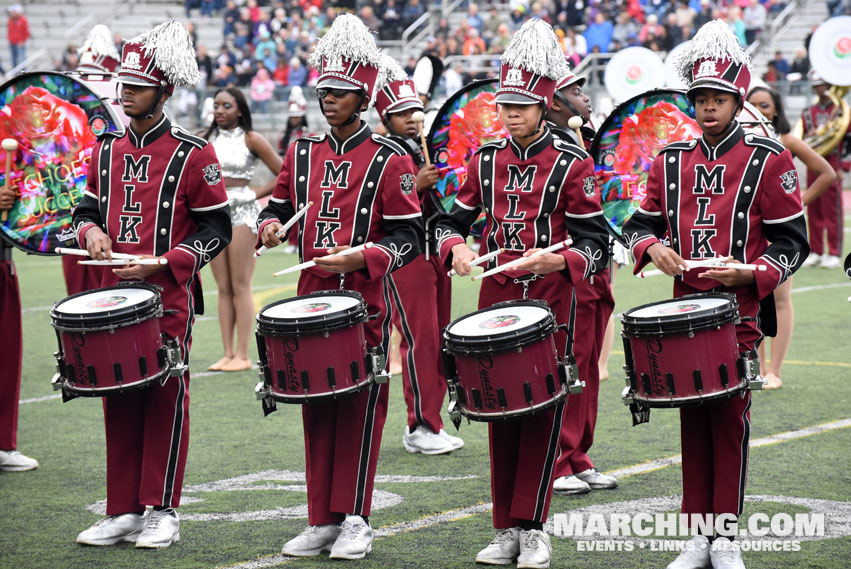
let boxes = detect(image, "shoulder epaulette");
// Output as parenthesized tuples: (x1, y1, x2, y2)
(371, 133, 406, 155)
(552, 137, 590, 160)
(659, 139, 698, 153)
(98, 130, 123, 142)
(474, 138, 508, 155)
(171, 126, 207, 149)
(300, 133, 327, 143)
(743, 133, 785, 155)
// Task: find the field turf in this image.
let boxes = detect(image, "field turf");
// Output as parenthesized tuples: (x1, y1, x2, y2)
(2, 234, 850, 569)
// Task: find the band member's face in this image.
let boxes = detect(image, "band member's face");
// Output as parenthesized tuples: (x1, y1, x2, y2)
(319, 88, 365, 127)
(813, 83, 830, 99)
(119, 83, 162, 118)
(564, 85, 592, 121)
(213, 91, 241, 129)
(498, 103, 542, 138)
(387, 108, 419, 138)
(746, 90, 776, 122)
(693, 89, 739, 139)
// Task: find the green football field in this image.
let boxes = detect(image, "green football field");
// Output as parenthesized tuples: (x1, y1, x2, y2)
(2, 230, 850, 569)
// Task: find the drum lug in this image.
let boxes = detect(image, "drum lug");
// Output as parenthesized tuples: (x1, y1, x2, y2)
(447, 385, 462, 430)
(366, 347, 390, 384)
(163, 337, 188, 380)
(560, 361, 584, 394)
(254, 380, 278, 416)
(741, 352, 763, 390)
(621, 385, 634, 405)
(51, 372, 64, 392)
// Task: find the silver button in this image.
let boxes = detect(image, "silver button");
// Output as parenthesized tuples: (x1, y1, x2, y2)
(746, 135, 753, 142)
(668, 156, 675, 163)
(744, 186, 751, 193)
(357, 236, 363, 243)
(560, 159, 567, 166)
(101, 196, 107, 203)
(673, 238, 678, 244)
(548, 187, 555, 193)
(178, 151, 185, 157)
(102, 169, 107, 175)
(483, 155, 490, 161)
(669, 183, 676, 190)
(367, 182, 374, 188)
(160, 228, 167, 235)
(104, 144, 109, 150)
(377, 156, 384, 162)
(668, 210, 674, 216)
(168, 175, 175, 182)
(737, 212, 744, 219)
(484, 207, 489, 213)
(483, 180, 489, 186)
(298, 176, 305, 182)
(298, 203, 304, 209)
(360, 208, 368, 214)
(540, 235, 547, 241)
(752, 159, 759, 166)
(163, 201, 170, 209)
(543, 212, 549, 218)
(736, 240, 743, 246)
(300, 149, 306, 155)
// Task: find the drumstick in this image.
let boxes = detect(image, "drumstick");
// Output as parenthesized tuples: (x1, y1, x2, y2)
(411, 110, 431, 167)
(567, 116, 584, 146)
(55, 247, 142, 261)
(472, 239, 572, 281)
(1, 138, 19, 223)
(78, 258, 168, 266)
(273, 242, 374, 277)
(255, 201, 314, 257)
(447, 247, 504, 277)
(636, 256, 734, 278)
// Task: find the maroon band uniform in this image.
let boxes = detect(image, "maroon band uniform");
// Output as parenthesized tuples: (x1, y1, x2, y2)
(623, 123, 808, 520)
(0, 244, 23, 452)
(436, 129, 609, 528)
(73, 115, 231, 514)
(257, 123, 423, 525)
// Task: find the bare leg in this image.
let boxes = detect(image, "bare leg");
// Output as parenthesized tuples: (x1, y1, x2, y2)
(763, 278, 793, 390)
(388, 329, 402, 376)
(209, 247, 235, 370)
(221, 225, 256, 372)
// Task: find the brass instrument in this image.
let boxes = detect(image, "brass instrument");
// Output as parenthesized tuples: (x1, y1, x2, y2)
(793, 85, 850, 156)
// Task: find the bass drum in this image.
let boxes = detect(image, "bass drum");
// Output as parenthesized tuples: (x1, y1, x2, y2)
(0, 71, 128, 255)
(426, 78, 505, 237)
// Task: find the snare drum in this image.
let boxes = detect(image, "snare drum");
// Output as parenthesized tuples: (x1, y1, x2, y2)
(50, 284, 178, 397)
(443, 300, 575, 422)
(255, 290, 386, 405)
(620, 292, 757, 408)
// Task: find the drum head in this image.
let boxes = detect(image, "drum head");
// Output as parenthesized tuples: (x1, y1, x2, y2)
(445, 300, 557, 353)
(590, 89, 700, 246)
(51, 284, 162, 330)
(0, 71, 126, 255)
(257, 290, 367, 335)
(426, 78, 501, 237)
(621, 292, 739, 336)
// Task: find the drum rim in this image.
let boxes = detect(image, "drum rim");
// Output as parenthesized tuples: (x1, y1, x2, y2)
(256, 289, 368, 335)
(50, 282, 163, 331)
(444, 299, 558, 353)
(589, 88, 694, 247)
(457, 385, 567, 421)
(0, 70, 127, 256)
(620, 292, 739, 336)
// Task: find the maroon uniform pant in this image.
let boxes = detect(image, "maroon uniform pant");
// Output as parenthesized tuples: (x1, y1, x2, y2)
(805, 177, 843, 256)
(479, 274, 570, 528)
(298, 271, 392, 526)
(388, 253, 452, 433)
(0, 260, 22, 451)
(675, 281, 758, 522)
(555, 270, 614, 477)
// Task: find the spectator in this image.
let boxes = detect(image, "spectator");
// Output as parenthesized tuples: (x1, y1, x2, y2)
(58, 43, 78, 71)
(490, 23, 512, 54)
(213, 64, 238, 87)
(246, 0, 262, 23)
(509, 7, 526, 31)
(382, 0, 402, 38)
(250, 67, 276, 113)
(639, 14, 665, 44)
(287, 56, 307, 88)
(563, 27, 587, 66)
(612, 12, 638, 46)
(269, 8, 287, 34)
(234, 46, 255, 86)
(360, 5, 381, 31)
(258, 45, 277, 74)
(7, 5, 30, 70)
(223, 0, 240, 37)
(197, 44, 214, 84)
(272, 57, 289, 88)
(254, 27, 276, 60)
(404, 56, 417, 76)
(402, 0, 426, 26)
(234, 21, 252, 50)
(675, 0, 697, 28)
(773, 50, 790, 79)
(645, 0, 668, 19)
(216, 43, 236, 71)
(466, 3, 484, 34)
(728, 6, 748, 45)
(763, 60, 780, 84)
(482, 6, 502, 46)
(663, 13, 684, 50)
(694, 0, 714, 29)
(584, 12, 614, 53)
(788, 46, 809, 94)
(185, 22, 199, 48)
(112, 32, 125, 56)
(254, 9, 272, 38)
(463, 28, 486, 56)
(743, 0, 767, 44)
(201, 0, 214, 18)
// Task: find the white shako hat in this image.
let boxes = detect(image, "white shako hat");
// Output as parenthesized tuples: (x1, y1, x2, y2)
(77, 24, 120, 72)
(309, 13, 382, 100)
(676, 19, 752, 101)
(118, 20, 201, 95)
(495, 18, 569, 108)
(375, 53, 423, 119)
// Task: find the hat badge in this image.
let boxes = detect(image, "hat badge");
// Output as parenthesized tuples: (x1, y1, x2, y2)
(124, 51, 142, 71)
(695, 59, 718, 79)
(324, 56, 345, 73)
(397, 83, 416, 98)
(504, 68, 525, 86)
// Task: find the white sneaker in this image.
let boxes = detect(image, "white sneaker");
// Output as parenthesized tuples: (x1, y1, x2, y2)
(709, 537, 745, 569)
(666, 535, 711, 569)
(475, 527, 521, 565)
(552, 475, 591, 494)
(575, 467, 618, 489)
(820, 254, 841, 269)
(802, 252, 821, 267)
(439, 428, 465, 450)
(403, 425, 455, 455)
(76, 512, 149, 546)
(517, 529, 552, 568)
(282, 523, 342, 556)
(0, 450, 39, 472)
(329, 515, 373, 560)
(135, 508, 180, 548)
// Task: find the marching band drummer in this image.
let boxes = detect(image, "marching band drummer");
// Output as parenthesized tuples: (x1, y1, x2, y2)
(546, 68, 618, 496)
(621, 20, 808, 569)
(256, 15, 423, 560)
(72, 21, 231, 548)
(374, 55, 463, 456)
(436, 19, 609, 568)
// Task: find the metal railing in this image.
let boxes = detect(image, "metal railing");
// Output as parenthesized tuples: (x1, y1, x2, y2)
(768, 0, 798, 49)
